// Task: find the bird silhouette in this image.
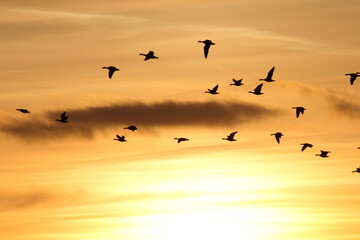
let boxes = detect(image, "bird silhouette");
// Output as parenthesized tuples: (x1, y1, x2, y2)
(56, 112, 69, 123)
(124, 125, 138, 131)
(300, 143, 313, 151)
(271, 132, 283, 144)
(205, 84, 219, 95)
(103, 66, 119, 79)
(292, 107, 306, 118)
(345, 72, 360, 85)
(174, 137, 189, 143)
(230, 79, 244, 86)
(198, 40, 215, 58)
(222, 131, 237, 141)
(249, 83, 264, 95)
(316, 150, 331, 158)
(113, 135, 127, 142)
(259, 67, 275, 82)
(139, 51, 158, 61)
(16, 108, 30, 113)
(352, 167, 360, 173)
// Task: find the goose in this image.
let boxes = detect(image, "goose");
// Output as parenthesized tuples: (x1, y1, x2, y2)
(205, 84, 219, 95)
(139, 51, 158, 61)
(230, 79, 244, 86)
(16, 108, 30, 113)
(292, 107, 306, 118)
(102, 66, 119, 79)
(124, 125, 138, 131)
(352, 167, 360, 173)
(345, 72, 360, 85)
(222, 131, 237, 141)
(174, 137, 189, 143)
(56, 112, 69, 123)
(259, 67, 275, 82)
(114, 134, 127, 142)
(271, 132, 283, 144)
(300, 143, 313, 151)
(249, 83, 264, 95)
(316, 150, 331, 158)
(198, 40, 215, 58)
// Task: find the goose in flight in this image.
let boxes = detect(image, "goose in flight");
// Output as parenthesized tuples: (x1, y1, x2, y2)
(249, 83, 264, 95)
(198, 40, 215, 58)
(259, 67, 275, 82)
(205, 84, 219, 95)
(345, 72, 360, 85)
(352, 167, 360, 173)
(124, 125, 138, 131)
(316, 150, 331, 158)
(56, 112, 69, 123)
(230, 79, 244, 86)
(300, 143, 313, 151)
(174, 137, 189, 143)
(222, 131, 237, 141)
(16, 108, 30, 113)
(271, 132, 283, 144)
(292, 107, 306, 118)
(113, 134, 127, 142)
(102, 66, 119, 79)
(139, 51, 158, 61)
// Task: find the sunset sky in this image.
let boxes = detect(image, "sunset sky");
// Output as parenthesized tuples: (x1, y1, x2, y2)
(1, 1, 360, 240)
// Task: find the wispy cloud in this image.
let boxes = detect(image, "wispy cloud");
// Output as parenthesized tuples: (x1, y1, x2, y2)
(0, 100, 282, 141)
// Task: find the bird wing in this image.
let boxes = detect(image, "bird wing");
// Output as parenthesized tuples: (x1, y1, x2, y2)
(296, 108, 300, 118)
(203, 44, 211, 58)
(212, 84, 219, 92)
(116, 134, 121, 139)
(61, 112, 67, 118)
(255, 83, 263, 92)
(229, 131, 237, 138)
(108, 69, 115, 79)
(275, 134, 281, 143)
(149, 51, 154, 56)
(350, 75, 356, 85)
(267, 67, 275, 79)
(301, 145, 307, 151)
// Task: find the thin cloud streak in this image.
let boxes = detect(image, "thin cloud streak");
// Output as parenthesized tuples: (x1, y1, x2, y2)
(0, 100, 282, 141)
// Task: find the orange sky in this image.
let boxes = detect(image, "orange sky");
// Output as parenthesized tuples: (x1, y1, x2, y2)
(1, 1, 360, 240)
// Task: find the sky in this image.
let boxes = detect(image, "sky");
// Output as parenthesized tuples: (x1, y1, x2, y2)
(1, 0, 360, 239)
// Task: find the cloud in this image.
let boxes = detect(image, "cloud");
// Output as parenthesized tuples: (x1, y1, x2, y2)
(0, 100, 282, 141)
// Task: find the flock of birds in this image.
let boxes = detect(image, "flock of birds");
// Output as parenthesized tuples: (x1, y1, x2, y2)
(14, 39, 360, 173)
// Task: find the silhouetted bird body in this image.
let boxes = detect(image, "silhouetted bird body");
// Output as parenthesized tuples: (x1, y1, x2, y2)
(345, 72, 360, 85)
(174, 137, 189, 143)
(205, 84, 219, 95)
(300, 143, 313, 151)
(139, 51, 158, 61)
(230, 79, 243, 86)
(352, 167, 360, 173)
(249, 83, 264, 95)
(271, 132, 283, 144)
(316, 150, 331, 158)
(292, 107, 306, 118)
(114, 135, 127, 142)
(222, 131, 237, 141)
(103, 66, 119, 79)
(56, 112, 69, 123)
(16, 108, 30, 113)
(124, 125, 138, 131)
(260, 67, 275, 82)
(198, 39, 215, 58)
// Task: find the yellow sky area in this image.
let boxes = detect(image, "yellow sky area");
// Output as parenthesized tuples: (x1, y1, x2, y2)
(1, 1, 360, 240)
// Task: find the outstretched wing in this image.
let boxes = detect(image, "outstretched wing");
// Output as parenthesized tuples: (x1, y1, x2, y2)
(229, 131, 237, 139)
(301, 144, 307, 151)
(296, 108, 301, 118)
(212, 84, 219, 92)
(267, 67, 275, 79)
(350, 75, 356, 85)
(255, 83, 263, 92)
(203, 44, 211, 58)
(108, 69, 115, 79)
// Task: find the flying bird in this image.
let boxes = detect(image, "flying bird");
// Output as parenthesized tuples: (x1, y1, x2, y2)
(316, 150, 331, 158)
(300, 143, 313, 151)
(139, 51, 158, 61)
(352, 167, 360, 173)
(174, 137, 189, 143)
(16, 108, 30, 113)
(113, 135, 127, 142)
(124, 125, 138, 131)
(230, 79, 244, 86)
(345, 72, 360, 85)
(102, 66, 119, 79)
(198, 39, 215, 58)
(292, 107, 306, 118)
(249, 83, 264, 95)
(205, 84, 219, 95)
(259, 67, 275, 82)
(271, 132, 283, 144)
(222, 131, 237, 141)
(56, 112, 69, 123)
